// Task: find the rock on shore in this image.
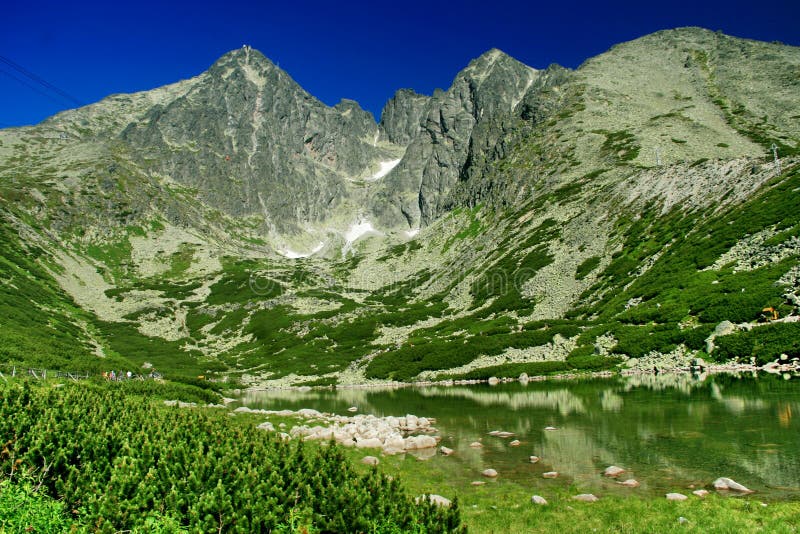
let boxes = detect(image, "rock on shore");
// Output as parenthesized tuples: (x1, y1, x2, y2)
(252, 408, 441, 455)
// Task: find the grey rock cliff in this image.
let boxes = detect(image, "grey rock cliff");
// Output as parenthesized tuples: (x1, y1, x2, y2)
(378, 89, 430, 146)
(370, 49, 539, 229)
(121, 47, 387, 234)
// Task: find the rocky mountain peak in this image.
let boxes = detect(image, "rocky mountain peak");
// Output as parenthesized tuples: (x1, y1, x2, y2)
(212, 45, 275, 70)
(378, 89, 430, 145)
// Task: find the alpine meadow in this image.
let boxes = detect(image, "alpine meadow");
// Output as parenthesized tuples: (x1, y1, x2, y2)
(1, 27, 799, 532)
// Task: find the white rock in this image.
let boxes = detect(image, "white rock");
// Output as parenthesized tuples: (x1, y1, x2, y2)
(417, 494, 451, 507)
(410, 447, 437, 461)
(440, 446, 454, 456)
(531, 495, 548, 505)
(257, 422, 275, 431)
(471, 481, 486, 486)
(544, 426, 558, 431)
(406, 414, 419, 430)
(470, 442, 483, 448)
(573, 494, 599, 502)
(543, 472, 558, 479)
(488, 376, 500, 385)
(382, 435, 406, 455)
(334, 431, 354, 445)
(482, 469, 498, 478)
(347, 406, 358, 413)
(404, 435, 438, 450)
(604, 466, 626, 478)
(519, 373, 530, 383)
(509, 440, 521, 447)
(692, 489, 709, 497)
(361, 456, 380, 466)
(678, 517, 689, 524)
(666, 493, 688, 501)
(713, 477, 754, 493)
(618, 479, 640, 488)
(529, 456, 540, 464)
(355, 437, 383, 449)
(714, 321, 738, 337)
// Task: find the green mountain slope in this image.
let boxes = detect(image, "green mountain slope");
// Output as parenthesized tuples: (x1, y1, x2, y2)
(0, 28, 798, 385)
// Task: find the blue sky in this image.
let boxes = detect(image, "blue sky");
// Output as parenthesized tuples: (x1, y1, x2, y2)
(3, 0, 799, 127)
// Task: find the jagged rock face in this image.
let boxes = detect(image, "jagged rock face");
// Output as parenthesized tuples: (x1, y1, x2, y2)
(369, 49, 539, 228)
(121, 47, 384, 233)
(517, 64, 573, 124)
(378, 89, 430, 145)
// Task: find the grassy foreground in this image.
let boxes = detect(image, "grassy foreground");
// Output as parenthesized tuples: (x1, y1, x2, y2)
(341, 448, 800, 533)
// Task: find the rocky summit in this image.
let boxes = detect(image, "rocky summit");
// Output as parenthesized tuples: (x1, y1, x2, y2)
(1, 27, 799, 387)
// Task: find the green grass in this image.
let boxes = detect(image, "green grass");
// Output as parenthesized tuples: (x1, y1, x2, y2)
(164, 243, 196, 278)
(594, 129, 640, 163)
(470, 218, 560, 316)
(0, 219, 131, 374)
(0, 479, 75, 533)
(340, 443, 800, 534)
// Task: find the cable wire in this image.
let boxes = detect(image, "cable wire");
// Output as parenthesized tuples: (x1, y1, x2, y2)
(0, 54, 84, 107)
(0, 67, 70, 107)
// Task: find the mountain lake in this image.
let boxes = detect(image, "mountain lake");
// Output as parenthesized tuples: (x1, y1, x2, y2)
(236, 373, 800, 501)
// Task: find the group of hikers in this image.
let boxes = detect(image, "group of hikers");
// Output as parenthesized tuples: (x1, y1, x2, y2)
(102, 369, 161, 381)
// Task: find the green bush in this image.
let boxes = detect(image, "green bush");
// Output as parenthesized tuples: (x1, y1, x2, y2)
(714, 323, 800, 363)
(575, 256, 601, 280)
(611, 324, 683, 358)
(566, 355, 622, 370)
(567, 345, 596, 359)
(366, 325, 581, 381)
(0, 383, 464, 533)
(462, 361, 570, 380)
(680, 325, 715, 351)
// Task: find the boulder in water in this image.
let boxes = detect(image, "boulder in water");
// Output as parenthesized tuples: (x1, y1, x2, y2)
(713, 477, 753, 493)
(604, 466, 626, 477)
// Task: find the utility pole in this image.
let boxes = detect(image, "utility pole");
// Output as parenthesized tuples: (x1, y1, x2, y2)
(771, 143, 781, 174)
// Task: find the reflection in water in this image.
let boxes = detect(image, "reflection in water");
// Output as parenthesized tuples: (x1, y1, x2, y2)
(622, 373, 708, 394)
(238, 374, 800, 499)
(600, 390, 624, 412)
(416, 387, 587, 416)
(778, 403, 792, 428)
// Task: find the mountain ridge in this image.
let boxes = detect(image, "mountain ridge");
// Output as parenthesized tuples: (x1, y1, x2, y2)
(0, 27, 799, 387)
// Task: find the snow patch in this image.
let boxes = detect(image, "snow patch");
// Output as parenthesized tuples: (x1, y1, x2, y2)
(345, 220, 378, 243)
(280, 242, 324, 259)
(342, 219, 381, 254)
(405, 227, 420, 238)
(511, 69, 539, 111)
(365, 159, 401, 181)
